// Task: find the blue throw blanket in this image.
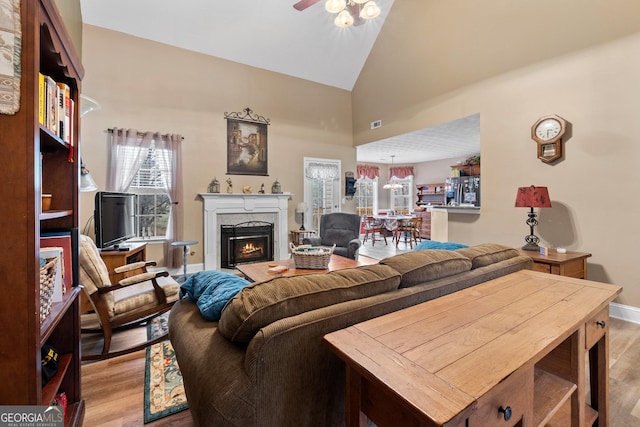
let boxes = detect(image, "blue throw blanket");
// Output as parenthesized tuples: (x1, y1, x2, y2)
(414, 240, 469, 251)
(179, 271, 250, 321)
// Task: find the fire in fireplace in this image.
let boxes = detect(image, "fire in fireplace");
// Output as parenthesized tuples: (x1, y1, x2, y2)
(220, 221, 274, 268)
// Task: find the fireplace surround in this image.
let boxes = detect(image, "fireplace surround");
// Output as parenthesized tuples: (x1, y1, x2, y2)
(199, 193, 291, 270)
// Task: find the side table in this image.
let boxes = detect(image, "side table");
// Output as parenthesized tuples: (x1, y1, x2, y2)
(518, 248, 591, 279)
(171, 240, 198, 282)
(289, 230, 316, 246)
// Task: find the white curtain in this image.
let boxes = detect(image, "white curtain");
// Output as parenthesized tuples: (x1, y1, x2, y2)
(107, 127, 184, 268)
(305, 162, 339, 180)
(107, 128, 153, 192)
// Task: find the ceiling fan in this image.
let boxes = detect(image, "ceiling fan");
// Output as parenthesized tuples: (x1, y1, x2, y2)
(294, 0, 381, 27)
(293, 0, 321, 11)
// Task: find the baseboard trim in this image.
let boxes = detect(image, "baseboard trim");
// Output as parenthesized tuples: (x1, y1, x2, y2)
(610, 302, 640, 325)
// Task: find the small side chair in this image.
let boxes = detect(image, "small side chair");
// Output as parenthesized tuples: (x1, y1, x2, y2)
(79, 234, 180, 360)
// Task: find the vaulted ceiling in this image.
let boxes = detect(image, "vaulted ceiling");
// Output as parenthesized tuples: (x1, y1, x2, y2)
(80, 0, 480, 164)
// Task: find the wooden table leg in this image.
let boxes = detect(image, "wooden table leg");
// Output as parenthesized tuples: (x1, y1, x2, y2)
(589, 333, 609, 426)
(346, 366, 367, 427)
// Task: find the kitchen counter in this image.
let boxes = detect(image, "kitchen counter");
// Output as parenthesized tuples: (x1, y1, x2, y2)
(429, 205, 480, 215)
(429, 205, 480, 242)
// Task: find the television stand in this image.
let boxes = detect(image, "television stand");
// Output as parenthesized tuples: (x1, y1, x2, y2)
(99, 242, 147, 283)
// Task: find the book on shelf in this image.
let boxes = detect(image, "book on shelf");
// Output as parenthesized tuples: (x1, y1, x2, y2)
(38, 73, 45, 126)
(39, 247, 64, 303)
(38, 75, 74, 144)
(44, 75, 58, 135)
(41, 229, 78, 292)
(56, 82, 70, 144)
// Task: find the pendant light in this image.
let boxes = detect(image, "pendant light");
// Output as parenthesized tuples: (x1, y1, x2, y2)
(383, 155, 402, 190)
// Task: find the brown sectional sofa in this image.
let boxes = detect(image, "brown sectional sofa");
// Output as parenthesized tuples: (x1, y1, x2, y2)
(169, 244, 533, 427)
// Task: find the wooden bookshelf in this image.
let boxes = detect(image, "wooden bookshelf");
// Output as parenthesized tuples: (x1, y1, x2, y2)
(0, 0, 84, 423)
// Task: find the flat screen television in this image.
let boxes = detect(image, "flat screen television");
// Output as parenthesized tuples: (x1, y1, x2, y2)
(94, 191, 137, 250)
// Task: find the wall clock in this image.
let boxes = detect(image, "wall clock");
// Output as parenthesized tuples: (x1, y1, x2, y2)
(531, 114, 567, 163)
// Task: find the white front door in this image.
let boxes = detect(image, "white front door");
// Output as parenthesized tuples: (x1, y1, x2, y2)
(303, 158, 341, 233)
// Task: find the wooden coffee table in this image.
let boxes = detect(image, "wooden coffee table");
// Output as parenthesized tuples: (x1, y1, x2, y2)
(237, 255, 378, 283)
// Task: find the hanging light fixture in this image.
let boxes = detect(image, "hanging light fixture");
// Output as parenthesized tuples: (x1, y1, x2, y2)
(335, 9, 354, 27)
(360, 1, 381, 19)
(324, 0, 382, 28)
(325, 0, 346, 13)
(383, 155, 403, 190)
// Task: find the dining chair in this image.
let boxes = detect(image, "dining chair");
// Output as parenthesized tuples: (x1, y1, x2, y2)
(395, 217, 420, 249)
(362, 216, 387, 246)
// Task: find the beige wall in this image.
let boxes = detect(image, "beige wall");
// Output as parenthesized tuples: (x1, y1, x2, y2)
(54, 0, 82, 57)
(352, 0, 640, 307)
(79, 25, 356, 266)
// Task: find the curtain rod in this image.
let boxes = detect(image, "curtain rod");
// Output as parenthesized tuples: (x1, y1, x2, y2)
(107, 128, 184, 140)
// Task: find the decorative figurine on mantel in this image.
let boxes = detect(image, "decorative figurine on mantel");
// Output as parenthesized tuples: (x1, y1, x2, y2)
(208, 177, 220, 193)
(258, 183, 265, 194)
(226, 178, 233, 194)
(243, 186, 252, 194)
(271, 179, 282, 194)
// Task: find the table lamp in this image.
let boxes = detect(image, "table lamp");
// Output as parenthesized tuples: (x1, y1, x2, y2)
(514, 185, 551, 251)
(296, 202, 307, 230)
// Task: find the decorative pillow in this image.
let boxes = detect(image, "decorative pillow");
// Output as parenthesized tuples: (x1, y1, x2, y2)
(179, 271, 250, 322)
(218, 264, 401, 343)
(456, 243, 520, 269)
(414, 240, 469, 251)
(379, 250, 471, 288)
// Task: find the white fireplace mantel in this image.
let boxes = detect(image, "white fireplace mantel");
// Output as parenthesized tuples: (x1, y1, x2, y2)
(199, 193, 292, 270)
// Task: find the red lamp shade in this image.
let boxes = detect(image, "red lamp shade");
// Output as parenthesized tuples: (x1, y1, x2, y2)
(515, 186, 552, 208)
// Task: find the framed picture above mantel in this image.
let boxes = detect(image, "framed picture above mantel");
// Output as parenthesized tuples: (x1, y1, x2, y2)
(224, 107, 270, 176)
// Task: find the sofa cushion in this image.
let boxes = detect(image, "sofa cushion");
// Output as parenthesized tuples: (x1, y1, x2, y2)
(456, 243, 520, 269)
(218, 264, 401, 343)
(379, 250, 472, 288)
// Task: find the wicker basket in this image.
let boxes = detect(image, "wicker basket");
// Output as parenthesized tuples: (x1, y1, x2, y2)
(289, 243, 335, 270)
(40, 257, 57, 323)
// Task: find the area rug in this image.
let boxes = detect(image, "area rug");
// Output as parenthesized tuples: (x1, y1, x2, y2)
(144, 313, 189, 423)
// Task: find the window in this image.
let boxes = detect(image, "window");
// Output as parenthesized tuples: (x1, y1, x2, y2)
(108, 129, 182, 249)
(390, 176, 413, 214)
(355, 177, 378, 216)
(129, 145, 172, 238)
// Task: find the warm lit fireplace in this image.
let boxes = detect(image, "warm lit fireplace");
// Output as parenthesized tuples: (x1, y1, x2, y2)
(220, 221, 274, 268)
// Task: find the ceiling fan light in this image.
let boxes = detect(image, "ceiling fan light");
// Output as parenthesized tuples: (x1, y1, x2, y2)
(360, 1, 381, 19)
(335, 9, 354, 27)
(325, 0, 347, 14)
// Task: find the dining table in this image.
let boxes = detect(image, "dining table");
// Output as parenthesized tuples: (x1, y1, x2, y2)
(371, 214, 416, 243)
(372, 214, 415, 229)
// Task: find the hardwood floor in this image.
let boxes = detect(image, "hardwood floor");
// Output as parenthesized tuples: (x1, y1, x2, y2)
(82, 323, 194, 427)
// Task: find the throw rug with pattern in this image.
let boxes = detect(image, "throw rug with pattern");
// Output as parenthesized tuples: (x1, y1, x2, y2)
(144, 313, 188, 423)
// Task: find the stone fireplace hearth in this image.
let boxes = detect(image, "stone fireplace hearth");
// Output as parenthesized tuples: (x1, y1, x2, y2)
(199, 193, 291, 270)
